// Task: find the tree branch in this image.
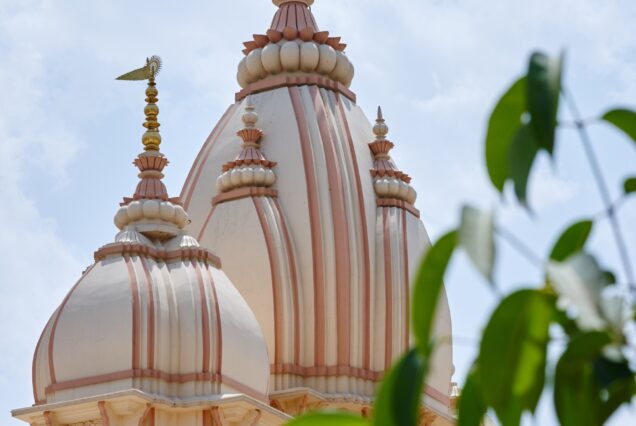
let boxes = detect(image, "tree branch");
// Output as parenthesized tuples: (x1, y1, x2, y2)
(562, 88, 635, 290)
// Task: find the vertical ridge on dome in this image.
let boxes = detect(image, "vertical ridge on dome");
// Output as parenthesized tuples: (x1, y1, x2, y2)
(335, 93, 372, 371)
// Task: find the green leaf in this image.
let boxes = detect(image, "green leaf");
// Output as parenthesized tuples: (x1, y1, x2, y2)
(457, 365, 487, 426)
(549, 220, 594, 261)
(412, 230, 457, 353)
(601, 375, 636, 423)
(373, 348, 427, 426)
(459, 206, 496, 282)
(554, 332, 613, 426)
(603, 270, 617, 285)
(485, 77, 527, 192)
(624, 177, 636, 194)
(287, 411, 370, 426)
(602, 108, 636, 145)
(527, 51, 563, 154)
(479, 290, 555, 425)
(547, 253, 608, 331)
(593, 357, 632, 389)
(508, 124, 540, 206)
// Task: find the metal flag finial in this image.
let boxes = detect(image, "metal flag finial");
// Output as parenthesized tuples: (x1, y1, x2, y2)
(116, 56, 163, 152)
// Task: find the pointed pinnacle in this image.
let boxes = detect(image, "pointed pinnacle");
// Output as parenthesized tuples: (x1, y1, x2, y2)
(377, 105, 384, 122)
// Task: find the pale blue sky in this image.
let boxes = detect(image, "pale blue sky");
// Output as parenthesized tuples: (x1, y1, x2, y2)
(1, 0, 635, 424)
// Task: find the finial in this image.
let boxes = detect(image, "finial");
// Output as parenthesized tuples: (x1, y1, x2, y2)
(242, 97, 259, 129)
(117, 56, 163, 152)
(273, 0, 314, 7)
(373, 105, 389, 141)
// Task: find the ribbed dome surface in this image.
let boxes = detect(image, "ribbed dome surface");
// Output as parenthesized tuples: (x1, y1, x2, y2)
(179, 2, 454, 416)
(183, 78, 452, 420)
(32, 232, 270, 405)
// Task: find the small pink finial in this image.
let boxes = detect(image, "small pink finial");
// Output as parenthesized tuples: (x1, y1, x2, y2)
(272, 0, 314, 7)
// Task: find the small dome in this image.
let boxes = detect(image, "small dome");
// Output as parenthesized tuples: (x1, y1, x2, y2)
(32, 231, 270, 405)
(30, 68, 270, 407)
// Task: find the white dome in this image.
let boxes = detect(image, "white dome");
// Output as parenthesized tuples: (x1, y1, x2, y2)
(182, 90, 453, 411)
(32, 231, 270, 405)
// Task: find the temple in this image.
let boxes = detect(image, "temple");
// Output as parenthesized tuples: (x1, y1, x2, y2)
(12, 1, 455, 425)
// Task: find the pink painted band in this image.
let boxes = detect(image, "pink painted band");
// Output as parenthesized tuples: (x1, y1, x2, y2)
(44, 369, 267, 403)
(252, 197, 284, 365)
(272, 198, 302, 365)
(98, 401, 110, 426)
(382, 208, 393, 370)
(289, 86, 325, 366)
(193, 261, 211, 374)
(311, 86, 351, 366)
(376, 198, 420, 218)
(237, 75, 356, 103)
(336, 93, 371, 369)
(401, 209, 410, 351)
(140, 258, 156, 370)
(94, 244, 221, 269)
(124, 256, 141, 370)
(212, 187, 277, 206)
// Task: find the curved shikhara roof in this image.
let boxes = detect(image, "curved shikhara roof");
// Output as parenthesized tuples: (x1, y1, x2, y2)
(180, 0, 454, 419)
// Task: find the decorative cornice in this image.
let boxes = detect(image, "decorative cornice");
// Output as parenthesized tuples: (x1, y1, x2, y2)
(43, 369, 267, 404)
(377, 198, 420, 218)
(94, 243, 222, 268)
(243, 30, 346, 56)
(213, 187, 278, 206)
(236, 74, 356, 102)
(237, 4, 354, 91)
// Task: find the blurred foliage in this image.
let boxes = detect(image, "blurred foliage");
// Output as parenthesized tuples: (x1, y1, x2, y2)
(288, 51, 635, 425)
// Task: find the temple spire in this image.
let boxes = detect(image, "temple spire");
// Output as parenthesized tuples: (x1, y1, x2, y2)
(368, 106, 417, 205)
(216, 100, 277, 194)
(114, 56, 189, 238)
(116, 55, 163, 152)
(373, 106, 389, 142)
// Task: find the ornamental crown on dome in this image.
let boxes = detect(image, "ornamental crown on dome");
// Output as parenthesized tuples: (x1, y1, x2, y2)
(216, 100, 277, 193)
(369, 107, 417, 205)
(237, 0, 354, 93)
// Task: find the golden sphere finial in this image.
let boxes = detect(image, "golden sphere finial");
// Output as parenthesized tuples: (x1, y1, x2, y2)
(142, 79, 161, 151)
(116, 56, 164, 152)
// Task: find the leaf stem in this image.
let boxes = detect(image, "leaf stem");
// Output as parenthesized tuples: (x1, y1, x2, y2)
(558, 117, 598, 128)
(593, 196, 626, 222)
(562, 88, 635, 290)
(495, 226, 544, 269)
